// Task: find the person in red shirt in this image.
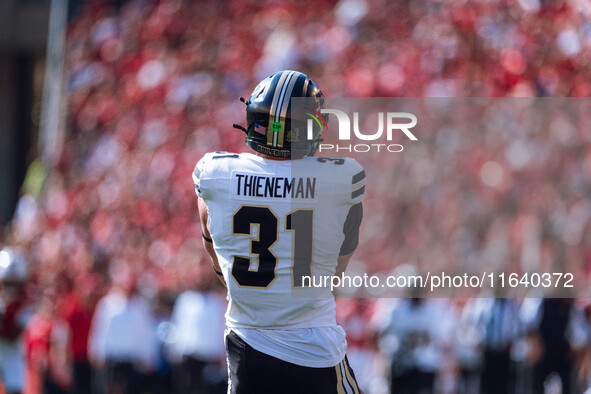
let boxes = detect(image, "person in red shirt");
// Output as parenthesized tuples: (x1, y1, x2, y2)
(63, 274, 104, 394)
(23, 289, 54, 394)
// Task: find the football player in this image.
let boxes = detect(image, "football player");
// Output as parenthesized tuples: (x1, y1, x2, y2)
(193, 70, 364, 394)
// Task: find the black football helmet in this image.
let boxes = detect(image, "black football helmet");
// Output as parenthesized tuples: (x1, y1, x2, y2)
(233, 70, 325, 159)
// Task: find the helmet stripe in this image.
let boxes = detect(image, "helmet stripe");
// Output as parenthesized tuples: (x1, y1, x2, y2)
(301, 76, 309, 97)
(267, 71, 290, 146)
(273, 70, 296, 146)
(277, 72, 301, 147)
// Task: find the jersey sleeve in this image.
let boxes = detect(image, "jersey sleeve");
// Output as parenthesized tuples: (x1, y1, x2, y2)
(348, 159, 366, 205)
(192, 152, 217, 199)
(339, 202, 363, 255)
(192, 157, 207, 197)
(338, 159, 365, 254)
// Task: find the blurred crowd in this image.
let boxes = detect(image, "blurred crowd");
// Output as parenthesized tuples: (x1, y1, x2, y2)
(1, 0, 591, 392)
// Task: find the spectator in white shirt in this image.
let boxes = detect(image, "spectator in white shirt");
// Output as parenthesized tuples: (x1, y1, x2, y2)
(168, 264, 226, 394)
(88, 261, 159, 394)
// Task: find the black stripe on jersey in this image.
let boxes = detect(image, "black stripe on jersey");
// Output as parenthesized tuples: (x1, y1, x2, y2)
(352, 170, 365, 184)
(351, 186, 365, 199)
(212, 153, 239, 159)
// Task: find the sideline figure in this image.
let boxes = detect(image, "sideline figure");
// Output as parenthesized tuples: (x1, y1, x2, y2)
(193, 70, 365, 393)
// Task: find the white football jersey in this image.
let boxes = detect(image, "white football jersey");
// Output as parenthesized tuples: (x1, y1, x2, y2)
(193, 152, 365, 366)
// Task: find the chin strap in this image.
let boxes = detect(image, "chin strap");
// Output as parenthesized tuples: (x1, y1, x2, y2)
(233, 97, 250, 134)
(233, 124, 248, 134)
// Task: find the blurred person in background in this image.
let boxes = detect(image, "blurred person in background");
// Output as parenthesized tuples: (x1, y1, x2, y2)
(454, 298, 483, 394)
(578, 300, 591, 394)
(0, 247, 32, 394)
(168, 262, 226, 394)
(88, 261, 159, 394)
(23, 289, 55, 394)
(376, 293, 456, 394)
(462, 296, 521, 394)
(336, 298, 382, 393)
(521, 297, 590, 394)
(23, 287, 71, 394)
(148, 290, 176, 394)
(63, 273, 104, 394)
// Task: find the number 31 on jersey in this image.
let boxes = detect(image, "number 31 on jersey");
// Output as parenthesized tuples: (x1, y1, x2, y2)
(231, 205, 313, 288)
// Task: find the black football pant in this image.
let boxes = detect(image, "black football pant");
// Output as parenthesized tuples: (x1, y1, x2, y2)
(225, 330, 360, 394)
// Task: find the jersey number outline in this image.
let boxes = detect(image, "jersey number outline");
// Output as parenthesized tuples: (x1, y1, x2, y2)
(231, 205, 313, 288)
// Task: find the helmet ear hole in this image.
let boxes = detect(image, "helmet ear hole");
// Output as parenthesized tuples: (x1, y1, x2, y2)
(241, 70, 324, 159)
